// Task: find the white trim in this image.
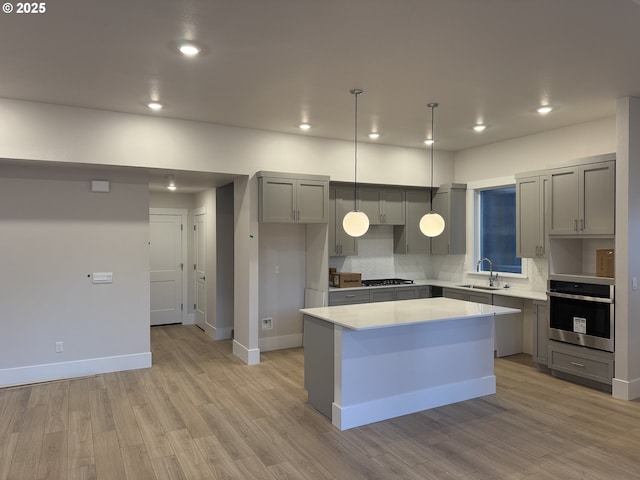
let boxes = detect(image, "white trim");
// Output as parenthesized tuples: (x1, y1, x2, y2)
(259, 333, 303, 352)
(232, 339, 260, 365)
(0, 352, 152, 388)
(149, 208, 189, 325)
(332, 376, 496, 431)
(613, 377, 640, 400)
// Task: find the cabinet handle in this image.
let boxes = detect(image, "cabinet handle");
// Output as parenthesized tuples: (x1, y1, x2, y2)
(570, 361, 585, 368)
(574, 219, 578, 231)
(579, 218, 584, 231)
(345, 294, 356, 298)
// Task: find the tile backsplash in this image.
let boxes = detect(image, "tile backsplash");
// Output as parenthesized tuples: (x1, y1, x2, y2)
(329, 225, 430, 280)
(329, 224, 547, 293)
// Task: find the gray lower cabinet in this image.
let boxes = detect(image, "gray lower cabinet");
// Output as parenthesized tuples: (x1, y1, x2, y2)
(443, 288, 523, 357)
(548, 340, 614, 386)
(329, 285, 431, 306)
(532, 300, 549, 365)
(328, 289, 370, 306)
(443, 288, 492, 305)
(492, 296, 524, 357)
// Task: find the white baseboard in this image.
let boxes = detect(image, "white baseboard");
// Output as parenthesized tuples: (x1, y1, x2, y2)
(613, 377, 640, 400)
(259, 333, 303, 352)
(0, 352, 152, 388)
(332, 375, 496, 431)
(233, 340, 260, 365)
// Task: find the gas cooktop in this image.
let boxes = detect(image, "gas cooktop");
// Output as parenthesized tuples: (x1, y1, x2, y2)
(361, 278, 414, 287)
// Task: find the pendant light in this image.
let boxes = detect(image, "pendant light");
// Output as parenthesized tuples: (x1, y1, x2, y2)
(419, 102, 446, 237)
(342, 88, 370, 237)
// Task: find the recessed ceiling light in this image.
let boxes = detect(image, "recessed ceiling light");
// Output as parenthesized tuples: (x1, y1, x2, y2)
(473, 124, 487, 133)
(368, 132, 381, 140)
(424, 139, 435, 146)
(148, 102, 163, 111)
(179, 43, 201, 57)
(537, 105, 553, 115)
(299, 123, 311, 130)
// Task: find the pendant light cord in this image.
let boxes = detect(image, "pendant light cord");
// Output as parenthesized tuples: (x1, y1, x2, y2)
(428, 102, 438, 213)
(350, 88, 363, 210)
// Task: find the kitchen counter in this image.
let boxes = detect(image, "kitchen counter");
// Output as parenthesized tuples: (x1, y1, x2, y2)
(301, 296, 518, 330)
(328, 279, 547, 302)
(301, 297, 520, 430)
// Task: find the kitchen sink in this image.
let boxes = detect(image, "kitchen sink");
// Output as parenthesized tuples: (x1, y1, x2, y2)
(456, 284, 503, 291)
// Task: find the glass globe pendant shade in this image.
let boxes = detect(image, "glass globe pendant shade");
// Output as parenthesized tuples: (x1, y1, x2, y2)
(343, 210, 370, 237)
(419, 212, 445, 237)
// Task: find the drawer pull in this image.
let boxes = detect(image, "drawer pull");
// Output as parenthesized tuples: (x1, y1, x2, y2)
(345, 294, 356, 298)
(570, 361, 585, 368)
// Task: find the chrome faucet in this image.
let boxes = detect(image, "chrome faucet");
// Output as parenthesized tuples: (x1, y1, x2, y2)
(477, 257, 497, 287)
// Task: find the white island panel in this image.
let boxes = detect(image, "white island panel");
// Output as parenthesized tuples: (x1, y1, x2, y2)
(333, 316, 495, 430)
(302, 297, 520, 430)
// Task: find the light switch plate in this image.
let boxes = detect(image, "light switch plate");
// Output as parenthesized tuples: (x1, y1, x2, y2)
(92, 272, 113, 284)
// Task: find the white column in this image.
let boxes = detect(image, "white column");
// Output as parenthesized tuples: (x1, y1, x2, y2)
(233, 175, 260, 364)
(613, 96, 640, 399)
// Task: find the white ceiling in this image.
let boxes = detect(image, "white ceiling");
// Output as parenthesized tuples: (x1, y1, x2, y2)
(2, 0, 640, 161)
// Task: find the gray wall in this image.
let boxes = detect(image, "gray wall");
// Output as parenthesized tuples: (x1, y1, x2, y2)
(0, 174, 150, 385)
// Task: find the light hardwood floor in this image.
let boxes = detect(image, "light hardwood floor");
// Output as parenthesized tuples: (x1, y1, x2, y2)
(2, 324, 640, 479)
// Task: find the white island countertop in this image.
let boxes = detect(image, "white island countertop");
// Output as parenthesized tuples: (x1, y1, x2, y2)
(300, 296, 520, 330)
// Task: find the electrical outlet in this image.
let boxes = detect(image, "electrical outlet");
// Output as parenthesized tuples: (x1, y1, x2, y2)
(55, 341, 64, 353)
(261, 317, 273, 330)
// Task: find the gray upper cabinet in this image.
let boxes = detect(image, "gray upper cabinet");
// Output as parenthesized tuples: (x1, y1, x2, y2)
(430, 184, 467, 255)
(329, 185, 357, 256)
(516, 174, 548, 258)
(258, 172, 329, 224)
(359, 187, 405, 225)
(394, 189, 431, 254)
(548, 159, 615, 236)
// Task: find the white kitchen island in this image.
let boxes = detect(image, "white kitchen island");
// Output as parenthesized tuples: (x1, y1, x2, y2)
(300, 297, 520, 430)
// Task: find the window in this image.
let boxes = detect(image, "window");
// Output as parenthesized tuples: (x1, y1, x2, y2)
(478, 186, 522, 274)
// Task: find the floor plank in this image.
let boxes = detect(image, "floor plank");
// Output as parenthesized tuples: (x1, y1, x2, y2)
(2, 324, 640, 479)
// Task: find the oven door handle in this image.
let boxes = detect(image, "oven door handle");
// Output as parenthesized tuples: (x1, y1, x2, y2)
(546, 291, 614, 304)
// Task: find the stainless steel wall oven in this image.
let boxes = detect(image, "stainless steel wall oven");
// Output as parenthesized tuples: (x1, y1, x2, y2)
(547, 279, 614, 352)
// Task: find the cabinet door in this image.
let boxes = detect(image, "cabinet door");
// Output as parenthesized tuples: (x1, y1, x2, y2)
(297, 179, 329, 223)
(430, 189, 450, 255)
(394, 286, 418, 300)
(549, 168, 580, 235)
(370, 288, 394, 303)
(394, 189, 430, 254)
(417, 286, 431, 298)
(334, 186, 358, 256)
(430, 185, 466, 255)
(382, 188, 406, 225)
(358, 187, 382, 224)
(260, 177, 296, 223)
(549, 167, 580, 235)
(443, 288, 466, 301)
(581, 161, 615, 235)
(532, 300, 549, 365)
(516, 176, 543, 258)
(467, 292, 492, 304)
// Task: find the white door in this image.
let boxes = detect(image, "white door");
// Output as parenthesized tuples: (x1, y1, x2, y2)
(150, 214, 183, 326)
(194, 212, 207, 330)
